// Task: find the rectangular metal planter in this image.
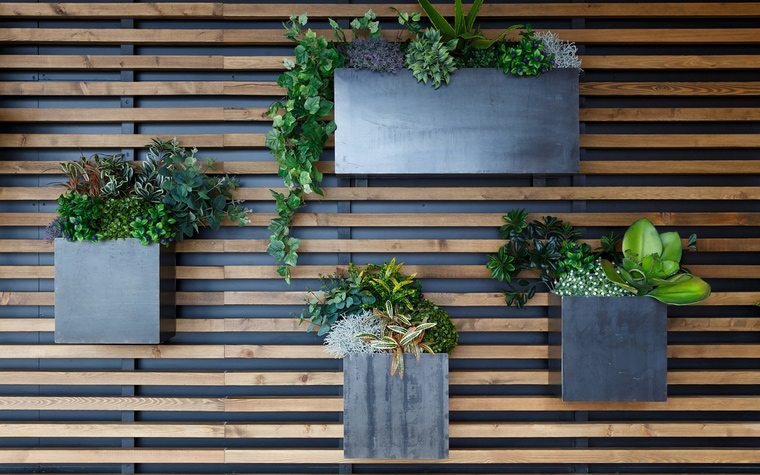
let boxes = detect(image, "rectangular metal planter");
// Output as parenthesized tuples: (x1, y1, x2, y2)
(343, 353, 449, 459)
(334, 68, 579, 175)
(549, 295, 668, 402)
(54, 238, 176, 344)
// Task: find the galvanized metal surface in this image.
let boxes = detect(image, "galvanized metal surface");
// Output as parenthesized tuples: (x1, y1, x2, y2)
(549, 295, 668, 402)
(343, 353, 449, 459)
(334, 68, 579, 175)
(54, 238, 175, 344)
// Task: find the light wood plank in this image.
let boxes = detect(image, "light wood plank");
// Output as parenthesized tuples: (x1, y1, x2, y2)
(5, 185, 760, 202)
(0, 107, 270, 123)
(581, 81, 760, 96)
(0, 371, 226, 386)
(0, 133, 263, 148)
(0, 448, 223, 464)
(580, 108, 760, 121)
(0, 81, 283, 96)
(3, 3, 759, 19)
(582, 55, 760, 69)
(0, 422, 224, 438)
(0, 396, 225, 411)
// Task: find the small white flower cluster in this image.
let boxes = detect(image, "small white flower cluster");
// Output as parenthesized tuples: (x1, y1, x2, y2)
(323, 309, 382, 358)
(553, 259, 633, 297)
(536, 31, 582, 70)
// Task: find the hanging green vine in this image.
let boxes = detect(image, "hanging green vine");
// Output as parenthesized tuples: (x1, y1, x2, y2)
(265, 14, 343, 283)
(265, 12, 380, 283)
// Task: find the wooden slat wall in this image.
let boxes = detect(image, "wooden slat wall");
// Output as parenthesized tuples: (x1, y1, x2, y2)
(0, 1, 759, 473)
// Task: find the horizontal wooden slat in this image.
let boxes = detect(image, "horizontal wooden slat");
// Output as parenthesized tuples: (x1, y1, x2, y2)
(4, 421, 760, 439)
(0, 81, 283, 96)
(581, 134, 760, 148)
(3, 3, 760, 19)
(4, 28, 760, 45)
(580, 108, 760, 121)
(0, 344, 756, 360)
(5, 185, 760, 202)
(1, 316, 758, 334)
(3, 395, 760, 413)
(0, 107, 270, 123)
(1, 370, 758, 386)
(0, 396, 225, 412)
(3, 107, 760, 124)
(3, 263, 751, 280)
(5, 212, 760, 228)
(3, 81, 760, 98)
(2, 238, 758, 254)
(3, 159, 759, 176)
(2, 55, 758, 71)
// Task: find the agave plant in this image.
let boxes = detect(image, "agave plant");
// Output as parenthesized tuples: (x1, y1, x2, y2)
(412, 0, 520, 50)
(601, 218, 711, 305)
(356, 301, 436, 379)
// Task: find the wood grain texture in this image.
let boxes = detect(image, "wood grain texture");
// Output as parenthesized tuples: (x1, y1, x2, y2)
(0, 81, 283, 96)
(4, 28, 760, 45)
(3, 290, 759, 308)
(0, 107, 271, 122)
(3, 3, 759, 19)
(3, 238, 760, 254)
(0, 396, 225, 411)
(580, 81, 760, 96)
(5, 185, 760, 202)
(1, 316, 758, 333)
(580, 108, 760, 121)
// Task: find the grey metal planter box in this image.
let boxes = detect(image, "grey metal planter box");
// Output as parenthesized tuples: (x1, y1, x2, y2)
(549, 295, 667, 402)
(54, 238, 176, 344)
(343, 353, 448, 459)
(334, 68, 579, 175)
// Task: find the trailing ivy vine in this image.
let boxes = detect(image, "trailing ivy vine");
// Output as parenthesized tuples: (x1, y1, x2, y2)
(265, 12, 380, 283)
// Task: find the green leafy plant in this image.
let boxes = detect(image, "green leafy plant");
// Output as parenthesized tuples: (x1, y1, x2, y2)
(405, 28, 458, 88)
(101, 196, 151, 241)
(414, 299, 459, 354)
(356, 301, 436, 378)
(266, 13, 344, 283)
(601, 218, 711, 305)
(148, 138, 248, 240)
(53, 139, 248, 247)
(413, 0, 519, 50)
(56, 192, 104, 243)
(455, 42, 504, 68)
(300, 265, 377, 336)
(487, 208, 582, 308)
(554, 259, 634, 298)
(499, 25, 554, 77)
(359, 258, 422, 313)
(130, 204, 177, 246)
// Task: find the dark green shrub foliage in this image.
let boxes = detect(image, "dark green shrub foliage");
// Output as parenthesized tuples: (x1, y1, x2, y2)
(414, 299, 458, 354)
(498, 25, 554, 77)
(131, 204, 177, 246)
(56, 192, 104, 242)
(101, 197, 150, 241)
(455, 42, 503, 69)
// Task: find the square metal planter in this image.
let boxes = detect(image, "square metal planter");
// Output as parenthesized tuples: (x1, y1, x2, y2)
(334, 68, 579, 175)
(343, 353, 449, 459)
(549, 295, 668, 402)
(54, 238, 176, 344)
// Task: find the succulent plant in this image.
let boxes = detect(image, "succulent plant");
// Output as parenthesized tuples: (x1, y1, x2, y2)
(405, 28, 458, 88)
(356, 301, 436, 379)
(601, 218, 711, 305)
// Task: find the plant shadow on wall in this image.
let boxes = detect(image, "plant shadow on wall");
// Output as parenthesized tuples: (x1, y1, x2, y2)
(46, 138, 250, 245)
(265, 2, 582, 282)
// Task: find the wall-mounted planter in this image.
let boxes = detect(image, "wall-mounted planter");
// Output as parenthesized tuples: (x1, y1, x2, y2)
(549, 295, 667, 402)
(54, 238, 175, 344)
(334, 68, 579, 175)
(343, 353, 448, 459)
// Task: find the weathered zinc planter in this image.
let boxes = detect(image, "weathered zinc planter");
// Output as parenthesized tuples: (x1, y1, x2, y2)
(343, 353, 449, 459)
(54, 238, 175, 344)
(334, 68, 579, 175)
(549, 295, 667, 402)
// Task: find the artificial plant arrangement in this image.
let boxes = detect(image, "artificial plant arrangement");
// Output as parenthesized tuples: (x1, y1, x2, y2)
(266, 3, 581, 282)
(487, 209, 711, 308)
(46, 138, 250, 245)
(304, 258, 459, 378)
